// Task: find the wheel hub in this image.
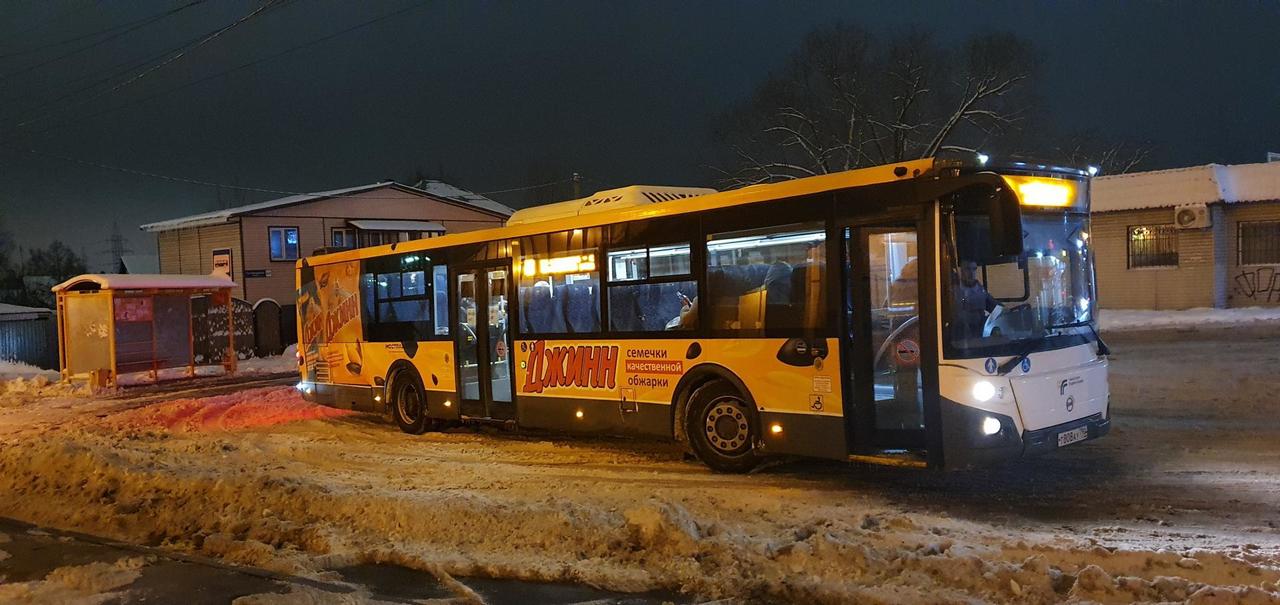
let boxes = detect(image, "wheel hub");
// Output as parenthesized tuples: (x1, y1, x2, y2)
(704, 399, 749, 453)
(397, 384, 421, 424)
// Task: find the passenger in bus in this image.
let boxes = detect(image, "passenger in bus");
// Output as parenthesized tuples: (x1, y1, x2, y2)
(953, 260, 999, 339)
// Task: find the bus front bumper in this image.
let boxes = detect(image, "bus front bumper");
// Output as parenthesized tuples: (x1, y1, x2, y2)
(940, 398, 1110, 470)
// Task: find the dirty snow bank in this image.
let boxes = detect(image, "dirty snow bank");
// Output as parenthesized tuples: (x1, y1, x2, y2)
(0, 388, 1276, 602)
(1100, 307, 1280, 331)
(106, 386, 351, 432)
(0, 557, 144, 604)
(0, 373, 92, 408)
(0, 360, 59, 382)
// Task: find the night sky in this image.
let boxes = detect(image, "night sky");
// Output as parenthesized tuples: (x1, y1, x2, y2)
(0, 1, 1276, 262)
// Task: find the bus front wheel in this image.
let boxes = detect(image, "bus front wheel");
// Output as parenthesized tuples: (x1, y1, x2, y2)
(686, 380, 762, 473)
(391, 371, 433, 435)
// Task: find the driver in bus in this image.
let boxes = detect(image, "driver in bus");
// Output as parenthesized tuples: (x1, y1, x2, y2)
(954, 260, 999, 340)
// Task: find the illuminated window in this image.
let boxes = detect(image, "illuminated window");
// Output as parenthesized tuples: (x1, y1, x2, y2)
(1238, 220, 1280, 265)
(1127, 224, 1178, 268)
(269, 227, 300, 261)
(516, 229, 602, 334)
(705, 223, 826, 333)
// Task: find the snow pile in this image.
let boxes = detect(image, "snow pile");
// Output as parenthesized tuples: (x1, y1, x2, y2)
(0, 360, 59, 382)
(1100, 307, 1280, 331)
(0, 557, 144, 604)
(238, 344, 298, 375)
(0, 373, 92, 408)
(106, 386, 352, 432)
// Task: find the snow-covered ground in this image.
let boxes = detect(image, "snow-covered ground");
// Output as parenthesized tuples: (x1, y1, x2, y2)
(1100, 306, 1280, 332)
(0, 332, 1277, 603)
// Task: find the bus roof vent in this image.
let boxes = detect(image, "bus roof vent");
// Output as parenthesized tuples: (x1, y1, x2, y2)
(506, 185, 716, 226)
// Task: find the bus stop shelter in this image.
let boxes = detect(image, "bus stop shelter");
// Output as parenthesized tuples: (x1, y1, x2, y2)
(52, 274, 238, 387)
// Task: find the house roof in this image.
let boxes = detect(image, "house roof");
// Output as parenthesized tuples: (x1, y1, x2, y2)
(0, 303, 52, 319)
(52, 273, 236, 293)
(413, 179, 515, 217)
(139, 181, 513, 233)
(1091, 161, 1280, 212)
(347, 219, 445, 232)
(119, 254, 160, 274)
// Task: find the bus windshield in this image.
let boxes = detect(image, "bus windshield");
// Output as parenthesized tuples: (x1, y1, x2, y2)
(946, 210, 1095, 358)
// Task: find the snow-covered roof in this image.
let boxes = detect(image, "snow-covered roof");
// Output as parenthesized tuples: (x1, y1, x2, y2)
(413, 180, 514, 217)
(0, 303, 52, 318)
(347, 219, 445, 232)
(1091, 161, 1280, 212)
(140, 181, 512, 232)
(119, 254, 159, 274)
(52, 273, 236, 292)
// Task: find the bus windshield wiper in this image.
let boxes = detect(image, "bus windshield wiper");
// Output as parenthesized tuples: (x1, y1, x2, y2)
(1044, 320, 1111, 357)
(997, 341, 1039, 376)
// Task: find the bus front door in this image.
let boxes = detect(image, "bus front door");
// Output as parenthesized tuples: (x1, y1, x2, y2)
(845, 223, 930, 457)
(454, 264, 514, 421)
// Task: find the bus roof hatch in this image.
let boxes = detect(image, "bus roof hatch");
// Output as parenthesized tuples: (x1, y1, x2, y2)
(505, 185, 716, 226)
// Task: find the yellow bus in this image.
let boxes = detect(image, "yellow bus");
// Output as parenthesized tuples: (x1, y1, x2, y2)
(295, 153, 1109, 471)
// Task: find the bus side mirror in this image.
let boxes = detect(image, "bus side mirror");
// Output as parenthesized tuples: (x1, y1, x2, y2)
(987, 187, 1023, 258)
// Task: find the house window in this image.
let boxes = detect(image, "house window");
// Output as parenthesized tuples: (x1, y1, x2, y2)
(1238, 220, 1280, 265)
(269, 227, 300, 261)
(331, 228, 354, 249)
(1127, 225, 1178, 268)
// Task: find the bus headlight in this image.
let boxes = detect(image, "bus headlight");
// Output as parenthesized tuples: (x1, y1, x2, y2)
(972, 380, 997, 402)
(981, 416, 1002, 435)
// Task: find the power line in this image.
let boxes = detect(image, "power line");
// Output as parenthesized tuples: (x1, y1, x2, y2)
(12, 0, 287, 131)
(5, 144, 579, 206)
(0, 1, 196, 61)
(14, 0, 428, 137)
(0, 0, 208, 84)
(479, 177, 576, 195)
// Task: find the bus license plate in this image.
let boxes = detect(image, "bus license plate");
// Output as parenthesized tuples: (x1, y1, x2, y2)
(1057, 426, 1088, 447)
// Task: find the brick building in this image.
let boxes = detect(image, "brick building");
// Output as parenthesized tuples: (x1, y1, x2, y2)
(1091, 160, 1280, 309)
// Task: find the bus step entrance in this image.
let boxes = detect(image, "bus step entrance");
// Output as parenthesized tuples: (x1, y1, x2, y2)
(458, 416, 519, 430)
(848, 450, 927, 469)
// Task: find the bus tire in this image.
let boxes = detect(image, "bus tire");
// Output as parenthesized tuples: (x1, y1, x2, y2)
(686, 380, 761, 473)
(390, 370, 432, 435)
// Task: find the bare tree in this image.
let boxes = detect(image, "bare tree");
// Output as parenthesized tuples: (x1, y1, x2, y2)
(1056, 134, 1152, 175)
(711, 25, 1039, 188)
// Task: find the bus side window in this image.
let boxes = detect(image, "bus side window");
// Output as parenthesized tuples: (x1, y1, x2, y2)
(515, 228, 603, 335)
(606, 243, 696, 332)
(360, 253, 436, 342)
(705, 224, 826, 334)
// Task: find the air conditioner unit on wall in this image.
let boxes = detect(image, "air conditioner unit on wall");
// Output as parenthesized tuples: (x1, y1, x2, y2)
(1174, 204, 1211, 229)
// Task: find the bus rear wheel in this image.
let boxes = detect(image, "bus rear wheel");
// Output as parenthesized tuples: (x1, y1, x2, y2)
(391, 371, 433, 435)
(686, 380, 761, 473)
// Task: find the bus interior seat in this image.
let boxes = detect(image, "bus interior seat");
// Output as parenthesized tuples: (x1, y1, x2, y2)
(564, 283, 599, 333)
(609, 285, 641, 332)
(524, 284, 566, 334)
